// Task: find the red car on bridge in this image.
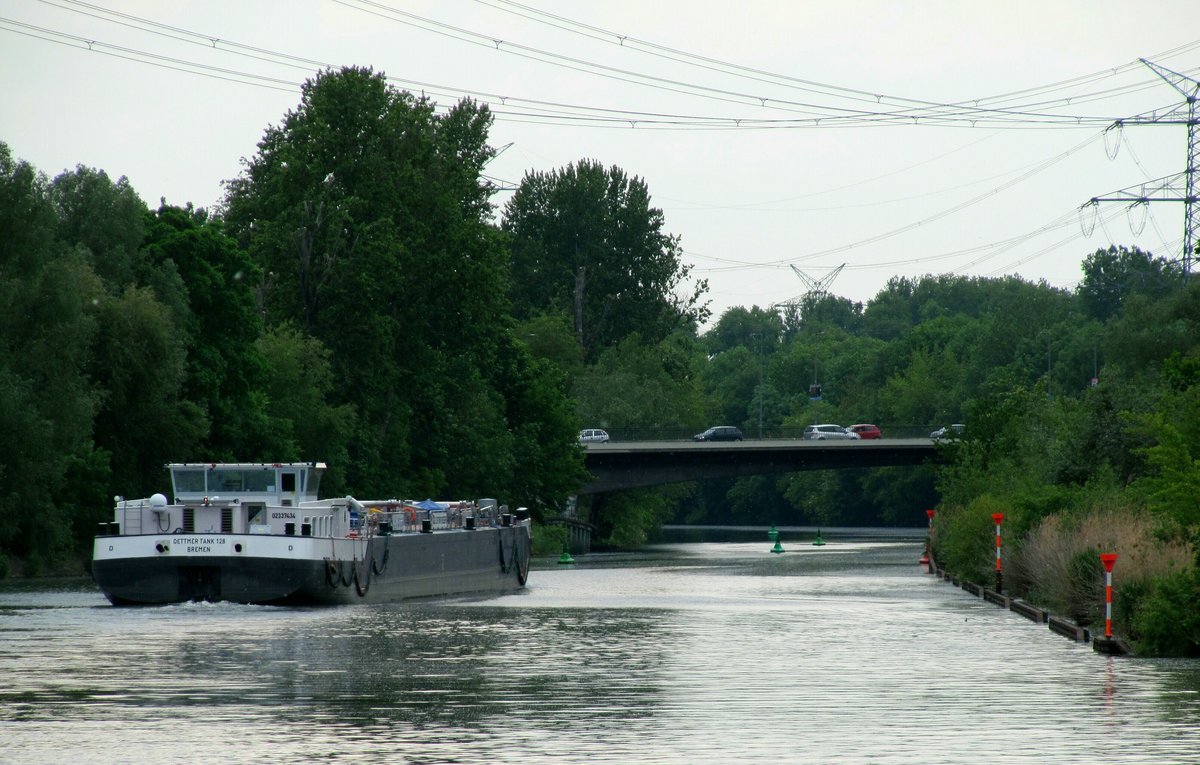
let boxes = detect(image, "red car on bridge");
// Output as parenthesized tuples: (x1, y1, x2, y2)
(847, 424, 882, 439)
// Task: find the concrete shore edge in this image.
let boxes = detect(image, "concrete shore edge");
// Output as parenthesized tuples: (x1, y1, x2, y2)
(929, 560, 1131, 656)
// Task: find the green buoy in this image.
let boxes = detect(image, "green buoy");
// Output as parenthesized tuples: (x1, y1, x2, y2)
(558, 545, 575, 565)
(812, 529, 826, 546)
(771, 538, 785, 554)
(768, 524, 779, 542)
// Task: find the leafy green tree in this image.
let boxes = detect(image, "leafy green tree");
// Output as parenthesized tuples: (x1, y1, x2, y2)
(143, 204, 281, 461)
(862, 277, 919, 341)
(591, 485, 690, 547)
(0, 144, 108, 571)
(702, 345, 760, 431)
(503, 158, 708, 359)
(789, 293, 864, 335)
(516, 312, 585, 381)
(570, 331, 710, 539)
(49, 166, 147, 290)
(1079, 245, 1183, 322)
(254, 324, 357, 492)
(724, 474, 795, 525)
(1102, 282, 1200, 386)
(491, 331, 590, 511)
(223, 67, 584, 509)
(878, 347, 962, 427)
(573, 332, 709, 439)
(703, 306, 783, 355)
(89, 285, 206, 495)
(1127, 383, 1200, 531)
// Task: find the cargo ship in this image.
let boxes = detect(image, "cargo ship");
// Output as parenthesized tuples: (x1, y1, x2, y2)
(91, 462, 531, 605)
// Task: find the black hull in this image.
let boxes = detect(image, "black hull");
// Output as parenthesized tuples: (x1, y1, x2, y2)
(92, 525, 531, 606)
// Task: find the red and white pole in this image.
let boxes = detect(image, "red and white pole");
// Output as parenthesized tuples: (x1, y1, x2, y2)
(992, 513, 1004, 592)
(920, 509, 935, 569)
(1100, 553, 1118, 638)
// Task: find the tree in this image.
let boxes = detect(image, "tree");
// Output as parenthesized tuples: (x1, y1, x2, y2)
(1079, 245, 1182, 322)
(503, 159, 708, 359)
(49, 165, 147, 290)
(0, 144, 109, 571)
(143, 204, 281, 461)
(89, 285, 206, 495)
(254, 324, 357, 491)
(222, 67, 584, 508)
(703, 306, 783, 356)
(515, 312, 585, 381)
(573, 332, 710, 439)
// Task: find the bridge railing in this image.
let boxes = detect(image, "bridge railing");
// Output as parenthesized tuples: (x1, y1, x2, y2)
(592, 424, 940, 441)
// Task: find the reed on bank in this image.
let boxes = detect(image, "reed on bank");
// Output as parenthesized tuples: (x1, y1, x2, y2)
(932, 489, 1198, 656)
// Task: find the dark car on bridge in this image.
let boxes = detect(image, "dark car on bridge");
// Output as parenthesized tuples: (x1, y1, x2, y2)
(693, 426, 744, 442)
(930, 424, 965, 440)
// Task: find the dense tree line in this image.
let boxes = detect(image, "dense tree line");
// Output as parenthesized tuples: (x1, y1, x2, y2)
(0, 68, 587, 575)
(2, 67, 1199, 655)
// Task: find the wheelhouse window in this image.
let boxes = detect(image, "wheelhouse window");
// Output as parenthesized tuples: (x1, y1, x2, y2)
(241, 469, 275, 492)
(211, 468, 276, 493)
(173, 469, 205, 494)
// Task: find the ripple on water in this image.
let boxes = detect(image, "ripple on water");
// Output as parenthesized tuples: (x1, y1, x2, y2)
(3, 543, 1200, 764)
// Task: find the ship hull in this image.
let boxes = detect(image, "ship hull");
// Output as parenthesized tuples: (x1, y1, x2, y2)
(91, 523, 532, 606)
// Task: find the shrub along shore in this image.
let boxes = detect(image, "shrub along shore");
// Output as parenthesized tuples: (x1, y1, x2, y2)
(930, 490, 1198, 657)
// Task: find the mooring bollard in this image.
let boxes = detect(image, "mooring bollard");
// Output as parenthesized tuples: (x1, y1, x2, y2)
(992, 512, 1004, 593)
(1100, 552, 1118, 638)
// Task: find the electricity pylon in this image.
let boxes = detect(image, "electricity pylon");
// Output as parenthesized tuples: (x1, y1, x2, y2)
(1082, 59, 1199, 274)
(773, 263, 845, 330)
(775, 263, 844, 401)
(789, 263, 845, 297)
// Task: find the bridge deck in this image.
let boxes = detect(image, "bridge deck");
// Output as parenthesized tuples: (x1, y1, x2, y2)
(580, 438, 944, 494)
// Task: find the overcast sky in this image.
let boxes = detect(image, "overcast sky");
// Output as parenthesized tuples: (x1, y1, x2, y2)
(3, 1, 1198, 325)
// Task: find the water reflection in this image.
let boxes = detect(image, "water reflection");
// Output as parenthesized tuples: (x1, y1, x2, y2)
(3, 533, 1200, 764)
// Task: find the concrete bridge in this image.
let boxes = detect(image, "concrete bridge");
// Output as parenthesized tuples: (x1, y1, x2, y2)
(579, 438, 945, 494)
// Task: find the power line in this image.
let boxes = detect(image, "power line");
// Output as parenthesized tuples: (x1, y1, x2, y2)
(12, 2, 1194, 131)
(473, 0, 1200, 121)
(6, 3, 1190, 301)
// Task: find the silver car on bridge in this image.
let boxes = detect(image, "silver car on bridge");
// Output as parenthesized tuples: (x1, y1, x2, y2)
(803, 424, 860, 440)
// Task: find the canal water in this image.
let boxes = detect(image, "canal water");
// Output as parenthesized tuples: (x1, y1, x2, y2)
(3, 529, 1200, 764)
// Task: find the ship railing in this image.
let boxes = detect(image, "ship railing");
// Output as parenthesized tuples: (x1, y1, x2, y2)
(286, 498, 512, 538)
(113, 497, 155, 535)
(346, 500, 506, 535)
